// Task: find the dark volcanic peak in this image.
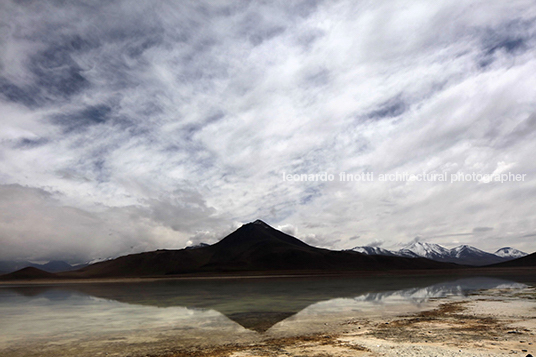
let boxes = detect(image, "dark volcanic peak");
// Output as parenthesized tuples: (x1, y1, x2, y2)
(212, 220, 310, 250)
(253, 219, 270, 226)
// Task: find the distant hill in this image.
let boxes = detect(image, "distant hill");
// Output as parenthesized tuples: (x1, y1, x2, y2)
(494, 247, 527, 259)
(40, 260, 73, 272)
(64, 220, 459, 278)
(487, 252, 536, 268)
(351, 242, 525, 266)
(0, 260, 81, 274)
(0, 261, 34, 274)
(0, 267, 58, 280)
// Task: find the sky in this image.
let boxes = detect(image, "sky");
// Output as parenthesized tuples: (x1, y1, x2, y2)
(1, 0, 536, 264)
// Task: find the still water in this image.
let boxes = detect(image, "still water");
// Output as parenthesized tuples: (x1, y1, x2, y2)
(0, 274, 532, 356)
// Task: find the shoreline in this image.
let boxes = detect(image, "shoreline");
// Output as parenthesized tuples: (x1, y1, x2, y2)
(1, 266, 535, 285)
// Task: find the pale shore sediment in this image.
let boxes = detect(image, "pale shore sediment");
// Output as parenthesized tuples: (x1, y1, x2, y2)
(181, 287, 536, 357)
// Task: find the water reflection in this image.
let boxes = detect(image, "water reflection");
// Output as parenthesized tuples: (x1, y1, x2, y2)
(0, 275, 532, 351)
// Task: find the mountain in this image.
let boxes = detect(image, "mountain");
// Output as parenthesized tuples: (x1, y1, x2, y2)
(398, 242, 451, 260)
(41, 261, 74, 272)
(351, 246, 398, 256)
(487, 251, 536, 268)
(494, 247, 527, 259)
(185, 243, 210, 250)
(0, 267, 58, 280)
(447, 245, 505, 266)
(0, 260, 77, 274)
(62, 220, 458, 278)
(0, 261, 30, 274)
(351, 242, 518, 266)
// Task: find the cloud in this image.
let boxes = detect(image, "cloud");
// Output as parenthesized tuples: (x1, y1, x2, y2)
(366, 240, 384, 248)
(0, 0, 536, 262)
(277, 224, 298, 237)
(0, 184, 227, 262)
(473, 227, 494, 233)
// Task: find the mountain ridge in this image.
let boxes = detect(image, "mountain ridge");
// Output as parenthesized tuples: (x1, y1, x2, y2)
(0, 260, 87, 275)
(351, 242, 527, 266)
(38, 220, 460, 278)
(3, 221, 532, 279)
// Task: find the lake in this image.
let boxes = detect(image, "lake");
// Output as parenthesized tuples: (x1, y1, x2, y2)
(0, 273, 534, 357)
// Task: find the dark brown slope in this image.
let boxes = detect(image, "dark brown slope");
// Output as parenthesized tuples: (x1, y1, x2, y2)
(64, 220, 459, 278)
(0, 267, 58, 280)
(486, 251, 536, 268)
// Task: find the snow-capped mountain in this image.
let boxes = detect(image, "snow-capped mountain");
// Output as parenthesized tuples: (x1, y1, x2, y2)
(447, 245, 505, 266)
(494, 247, 527, 259)
(351, 246, 398, 256)
(398, 242, 451, 261)
(351, 242, 523, 266)
(185, 243, 210, 250)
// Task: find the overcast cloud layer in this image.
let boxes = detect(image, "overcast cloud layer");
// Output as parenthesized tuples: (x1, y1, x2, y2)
(1, 0, 536, 263)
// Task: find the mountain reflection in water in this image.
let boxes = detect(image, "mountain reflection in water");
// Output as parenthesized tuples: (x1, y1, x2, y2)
(1, 274, 532, 336)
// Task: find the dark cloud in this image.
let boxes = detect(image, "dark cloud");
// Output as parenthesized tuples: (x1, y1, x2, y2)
(431, 232, 474, 238)
(14, 137, 48, 149)
(0, 77, 40, 107)
(29, 43, 89, 103)
(367, 96, 407, 120)
(478, 19, 534, 67)
(483, 20, 532, 55)
(473, 227, 494, 233)
(52, 105, 113, 132)
(522, 233, 536, 238)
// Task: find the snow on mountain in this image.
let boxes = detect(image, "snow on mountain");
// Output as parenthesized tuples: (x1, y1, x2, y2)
(448, 245, 505, 266)
(352, 246, 397, 256)
(351, 242, 521, 266)
(494, 247, 527, 259)
(398, 242, 451, 260)
(86, 256, 114, 265)
(185, 243, 210, 250)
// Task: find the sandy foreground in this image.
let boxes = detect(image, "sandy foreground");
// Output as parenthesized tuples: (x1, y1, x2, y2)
(172, 287, 536, 357)
(3, 286, 536, 357)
